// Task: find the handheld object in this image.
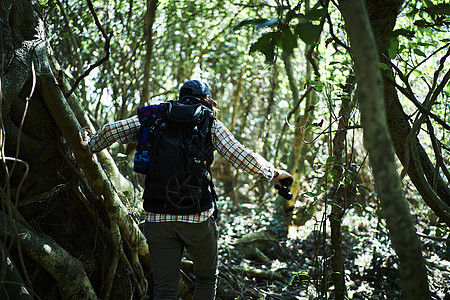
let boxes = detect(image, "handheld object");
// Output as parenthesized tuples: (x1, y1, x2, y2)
(275, 177, 293, 200)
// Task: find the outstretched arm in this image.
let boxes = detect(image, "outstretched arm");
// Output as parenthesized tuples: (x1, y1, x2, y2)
(80, 116, 140, 153)
(212, 119, 293, 184)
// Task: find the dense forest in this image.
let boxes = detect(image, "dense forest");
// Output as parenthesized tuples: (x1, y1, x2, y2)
(1, 0, 449, 299)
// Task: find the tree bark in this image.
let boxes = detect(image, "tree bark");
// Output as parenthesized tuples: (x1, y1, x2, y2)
(329, 76, 354, 300)
(50, 56, 137, 204)
(338, 0, 431, 298)
(364, 0, 450, 226)
(139, 0, 158, 107)
(38, 72, 149, 256)
(0, 211, 98, 299)
(1, 1, 151, 298)
(0, 239, 32, 299)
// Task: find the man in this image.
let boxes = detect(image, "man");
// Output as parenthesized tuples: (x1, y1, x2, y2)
(81, 80, 293, 299)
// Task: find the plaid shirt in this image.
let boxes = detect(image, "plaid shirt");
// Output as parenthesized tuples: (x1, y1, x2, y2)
(88, 115, 275, 223)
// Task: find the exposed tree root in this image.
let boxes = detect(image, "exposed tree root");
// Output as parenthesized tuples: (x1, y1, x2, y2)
(0, 239, 32, 299)
(103, 222, 121, 300)
(231, 228, 277, 264)
(226, 264, 288, 283)
(0, 210, 98, 299)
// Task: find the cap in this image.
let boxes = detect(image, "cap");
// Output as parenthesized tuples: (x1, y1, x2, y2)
(179, 80, 211, 98)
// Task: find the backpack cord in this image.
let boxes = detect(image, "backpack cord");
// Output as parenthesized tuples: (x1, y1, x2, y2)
(207, 167, 219, 220)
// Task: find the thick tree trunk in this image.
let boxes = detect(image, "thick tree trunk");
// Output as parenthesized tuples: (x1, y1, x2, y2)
(338, 0, 431, 298)
(364, 0, 450, 226)
(39, 64, 149, 258)
(1, 0, 150, 298)
(1, 0, 65, 202)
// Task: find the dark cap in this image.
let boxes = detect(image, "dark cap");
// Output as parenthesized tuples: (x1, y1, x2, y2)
(179, 80, 212, 98)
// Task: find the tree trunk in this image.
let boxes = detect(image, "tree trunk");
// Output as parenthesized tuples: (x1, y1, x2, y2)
(329, 76, 354, 300)
(272, 48, 318, 236)
(364, 0, 450, 226)
(338, 0, 431, 298)
(1, 0, 150, 298)
(139, 0, 158, 107)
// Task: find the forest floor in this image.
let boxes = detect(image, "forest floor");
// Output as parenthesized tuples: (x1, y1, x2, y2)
(180, 197, 450, 299)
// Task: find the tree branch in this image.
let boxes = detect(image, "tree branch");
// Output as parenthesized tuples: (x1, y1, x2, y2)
(65, 0, 111, 98)
(382, 55, 450, 132)
(426, 118, 450, 187)
(274, 85, 314, 163)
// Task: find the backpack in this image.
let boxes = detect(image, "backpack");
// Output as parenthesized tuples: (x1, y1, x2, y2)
(133, 99, 216, 213)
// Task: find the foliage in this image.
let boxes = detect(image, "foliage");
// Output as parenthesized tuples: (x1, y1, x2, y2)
(2, 0, 449, 298)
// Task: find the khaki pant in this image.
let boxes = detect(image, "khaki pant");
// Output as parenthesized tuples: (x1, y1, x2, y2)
(142, 217, 218, 300)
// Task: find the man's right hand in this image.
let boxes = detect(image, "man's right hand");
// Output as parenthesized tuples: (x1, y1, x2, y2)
(79, 131, 94, 162)
(79, 132, 90, 151)
(272, 169, 294, 187)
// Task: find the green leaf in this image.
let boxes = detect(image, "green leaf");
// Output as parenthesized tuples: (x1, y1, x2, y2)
(308, 79, 325, 91)
(233, 18, 279, 32)
(304, 8, 325, 21)
(391, 29, 415, 38)
(435, 4, 450, 15)
(249, 32, 278, 63)
(349, 203, 364, 211)
(328, 169, 338, 178)
(233, 18, 269, 31)
(423, 0, 434, 8)
(412, 69, 423, 77)
(387, 37, 399, 59)
(379, 62, 389, 70)
(414, 20, 430, 27)
(286, 10, 300, 21)
(356, 184, 372, 193)
(414, 48, 427, 57)
(345, 176, 353, 185)
(280, 27, 298, 55)
(255, 18, 279, 30)
(295, 22, 322, 44)
(326, 156, 336, 165)
(302, 191, 321, 198)
(249, 33, 274, 53)
(425, 3, 450, 16)
(417, 42, 434, 47)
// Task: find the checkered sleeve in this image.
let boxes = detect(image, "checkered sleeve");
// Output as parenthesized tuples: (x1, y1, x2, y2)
(212, 119, 274, 181)
(87, 116, 140, 153)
